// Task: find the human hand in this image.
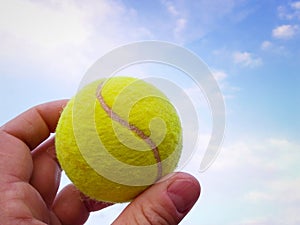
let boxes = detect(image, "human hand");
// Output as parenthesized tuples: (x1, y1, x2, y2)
(0, 100, 200, 225)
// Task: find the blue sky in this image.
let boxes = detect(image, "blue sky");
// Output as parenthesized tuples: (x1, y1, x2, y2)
(0, 0, 299, 224)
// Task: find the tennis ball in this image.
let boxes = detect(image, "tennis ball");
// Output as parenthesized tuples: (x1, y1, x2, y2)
(55, 76, 182, 203)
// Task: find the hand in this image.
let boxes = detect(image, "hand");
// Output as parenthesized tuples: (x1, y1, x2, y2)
(0, 100, 200, 225)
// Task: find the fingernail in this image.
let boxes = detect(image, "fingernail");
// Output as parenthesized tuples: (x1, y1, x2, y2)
(167, 179, 200, 213)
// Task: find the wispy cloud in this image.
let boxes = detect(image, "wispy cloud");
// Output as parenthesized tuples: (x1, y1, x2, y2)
(260, 40, 289, 55)
(278, 1, 300, 20)
(210, 138, 300, 224)
(244, 191, 273, 202)
(213, 138, 300, 172)
(243, 177, 300, 224)
(161, 0, 180, 16)
(291, 1, 300, 10)
(209, 68, 240, 100)
(245, 177, 300, 204)
(160, 0, 247, 43)
(272, 24, 299, 39)
(0, 0, 152, 84)
(261, 41, 273, 50)
(233, 51, 262, 67)
(236, 218, 279, 225)
(160, 0, 188, 42)
(0, 1, 89, 48)
(211, 69, 228, 82)
(174, 18, 187, 36)
(0, 0, 249, 84)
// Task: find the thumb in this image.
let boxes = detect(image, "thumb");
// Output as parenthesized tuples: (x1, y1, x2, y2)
(112, 172, 201, 225)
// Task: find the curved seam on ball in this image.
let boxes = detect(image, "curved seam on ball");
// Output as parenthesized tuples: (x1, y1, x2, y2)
(96, 82, 163, 182)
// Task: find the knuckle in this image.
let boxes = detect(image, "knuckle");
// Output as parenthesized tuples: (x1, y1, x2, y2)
(135, 202, 178, 225)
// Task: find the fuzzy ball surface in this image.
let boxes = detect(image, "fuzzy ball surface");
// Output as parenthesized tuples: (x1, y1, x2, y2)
(55, 77, 182, 203)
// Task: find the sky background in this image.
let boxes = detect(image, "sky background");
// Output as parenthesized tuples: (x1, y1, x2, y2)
(0, 0, 299, 224)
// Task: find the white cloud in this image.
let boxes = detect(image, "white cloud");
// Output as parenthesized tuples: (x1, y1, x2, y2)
(236, 218, 277, 225)
(278, 5, 293, 20)
(242, 177, 300, 225)
(244, 191, 273, 202)
(278, 2, 300, 20)
(0, 0, 249, 76)
(0, 0, 154, 87)
(267, 137, 290, 146)
(0, 1, 91, 48)
(160, 0, 247, 43)
(211, 69, 228, 82)
(161, 0, 180, 16)
(245, 178, 300, 204)
(291, 1, 300, 9)
(272, 24, 299, 39)
(174, 18, 187, 35)
(209, 138, 300, 224)
(213, 138, 300, 172)
(0, 0, 249, 85)
(261, 41, 272, 50)
(160, 0, 187, 41)
(233, 51, 262, 67)
(210, 68, 238, 98)
(260, 41, 289, 56)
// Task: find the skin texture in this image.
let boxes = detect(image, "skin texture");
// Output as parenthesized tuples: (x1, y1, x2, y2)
(0, 100, 200, 225)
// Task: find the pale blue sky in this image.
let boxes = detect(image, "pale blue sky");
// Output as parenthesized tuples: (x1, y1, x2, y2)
(0, 0, 299, 224)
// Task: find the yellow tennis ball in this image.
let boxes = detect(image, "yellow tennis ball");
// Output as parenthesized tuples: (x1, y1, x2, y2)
(55, 76, 182, 203)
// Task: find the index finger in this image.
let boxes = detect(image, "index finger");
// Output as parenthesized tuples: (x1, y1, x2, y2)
(0, 100, 68, 150)
(0, 100, 68, 182)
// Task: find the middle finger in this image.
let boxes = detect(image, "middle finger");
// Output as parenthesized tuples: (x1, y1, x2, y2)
(30, 137, 61, 207)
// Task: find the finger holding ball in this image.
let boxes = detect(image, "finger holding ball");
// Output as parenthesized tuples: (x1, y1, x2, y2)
(55, 76, 182, 203)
